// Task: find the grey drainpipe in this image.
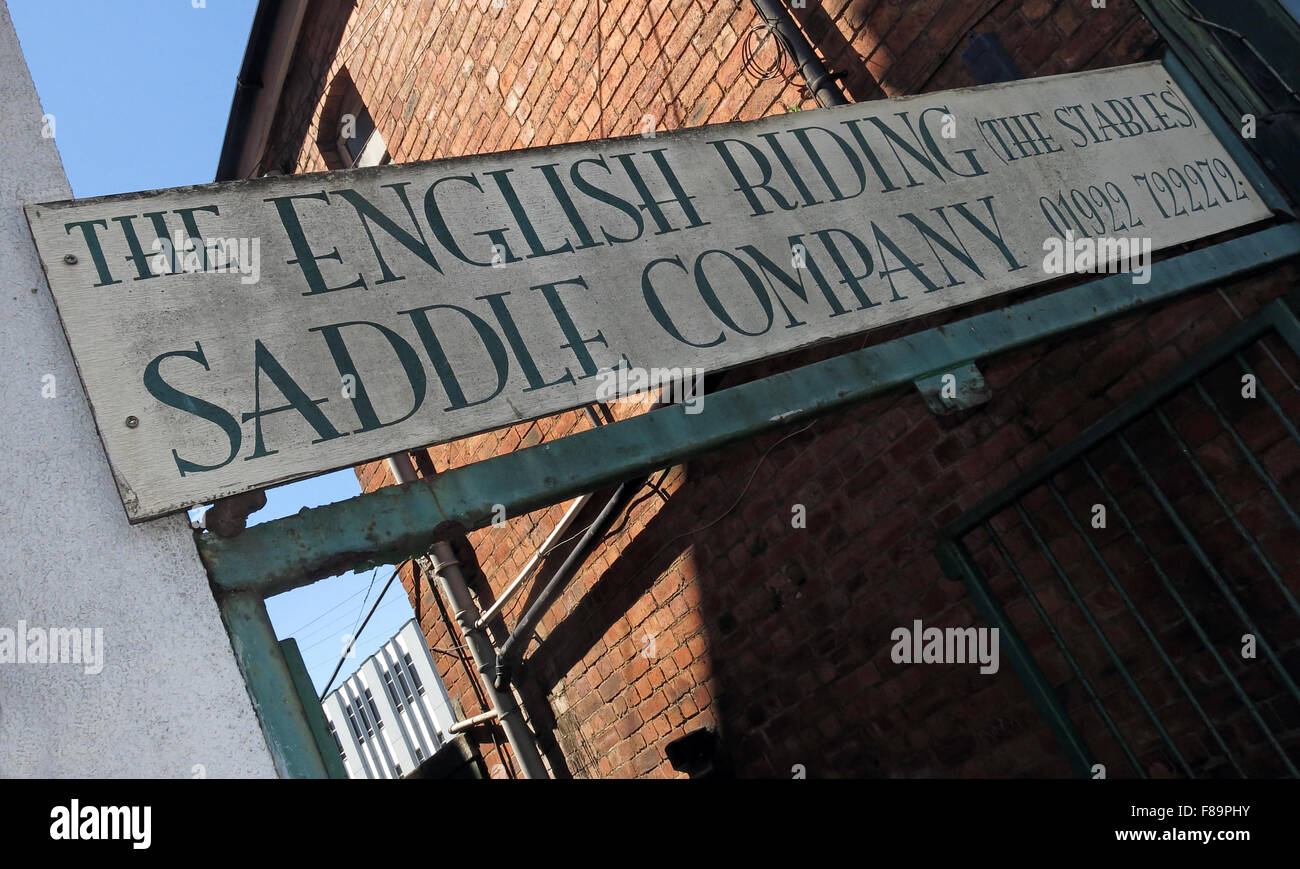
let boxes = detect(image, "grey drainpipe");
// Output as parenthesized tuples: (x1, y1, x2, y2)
(748, 0, 849, 108)
(387, 453, 549, 779)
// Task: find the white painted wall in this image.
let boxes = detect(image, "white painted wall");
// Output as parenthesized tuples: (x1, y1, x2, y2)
(0, 0, 275, 778)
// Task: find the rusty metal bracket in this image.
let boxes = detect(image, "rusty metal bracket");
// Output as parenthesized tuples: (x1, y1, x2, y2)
(914, 362, 992, 415)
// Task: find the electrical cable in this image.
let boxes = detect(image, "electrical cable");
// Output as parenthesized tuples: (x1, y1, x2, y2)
(742, 20, 796, 83)
(296, 589, 410, 657)
(344, 564, 383, 650)
(627, 419, 820, 580)
(279, 579, 376, 637)
(319, 561, 408, 699)
(599, 467, 673, 544)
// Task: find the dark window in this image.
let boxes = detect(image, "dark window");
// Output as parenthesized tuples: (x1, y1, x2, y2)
(342, 107, 376, 165)
(383, 670, 404, 712)
(403, 653, 426, 695)
(344, 703, 364, 744)
(364, 687, 383, 729)
(394, 663, 416, 704)
(354, 698, 375, 738)
(327, 719, 346, 761)
(319, 68, 391, 171)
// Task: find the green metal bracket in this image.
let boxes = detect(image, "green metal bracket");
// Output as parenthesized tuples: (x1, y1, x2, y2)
(216, 591, 335, 779)
(280, 637, 349, 779)
(914, 362, 991, 415)
(203, 48, 1300, 772)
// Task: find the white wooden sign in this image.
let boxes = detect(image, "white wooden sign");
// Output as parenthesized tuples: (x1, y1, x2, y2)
(26, 61, 1271, 521)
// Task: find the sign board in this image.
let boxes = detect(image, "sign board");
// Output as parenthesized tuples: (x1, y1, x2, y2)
(27, 61, 1271, 521)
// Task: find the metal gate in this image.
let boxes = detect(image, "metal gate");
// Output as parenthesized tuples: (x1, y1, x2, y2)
(938, 297, 1300, 778)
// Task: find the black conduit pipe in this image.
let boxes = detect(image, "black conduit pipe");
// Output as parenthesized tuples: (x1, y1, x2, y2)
(494, 478, 645, 690)
(748, 0, 849, 108)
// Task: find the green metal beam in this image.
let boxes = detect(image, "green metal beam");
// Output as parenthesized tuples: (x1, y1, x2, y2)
(1141, 9, 1300, 210)
(280, 637, 349, 779)
(198, 222, 1300, 598)
(1163, 50, 1294, 219)
(217, 592, 334, 779)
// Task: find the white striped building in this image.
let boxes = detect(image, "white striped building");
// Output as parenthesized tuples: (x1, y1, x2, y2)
(321, 620, 455, 778)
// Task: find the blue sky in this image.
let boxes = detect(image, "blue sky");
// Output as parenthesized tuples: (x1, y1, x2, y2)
(11, 0, 415, 694)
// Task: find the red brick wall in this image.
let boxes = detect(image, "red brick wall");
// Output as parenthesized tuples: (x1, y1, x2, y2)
(258, 1, 1297, 777)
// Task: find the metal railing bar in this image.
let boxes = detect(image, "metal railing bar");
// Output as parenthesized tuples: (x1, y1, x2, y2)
(936, 537, 1097, 777)
(946, 313, 1279, 537)
(1155, 408, 1300, 623)
(1117, 435, 1300, 709)
(984, 521, 1146, 777)
(1084, 457, 1293, 776)
(1234, 351, 1300, 448)
(1269, 299, 1300, 369)
(1014, 500, 1190, 777)
(1217, 294, 1300, 395)
(1259, 330, 1300, 394)
(1193, 379, 1300, 531)
(1046, 480, 1239, 777)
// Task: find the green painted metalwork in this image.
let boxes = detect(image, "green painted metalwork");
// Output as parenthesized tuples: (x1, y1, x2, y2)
(280, 637, 349, 779)
(199, 222, 1300, 598)
(936, 298, 1300, 777)
(216, 592, 334, 779)
(1141, 9, 1300, 208)
(1141, 2, 1271, 118)
(1163, 50, 1294, 219)
(934, 538, 1097, 777)
(1161, 33, 1300, 316)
